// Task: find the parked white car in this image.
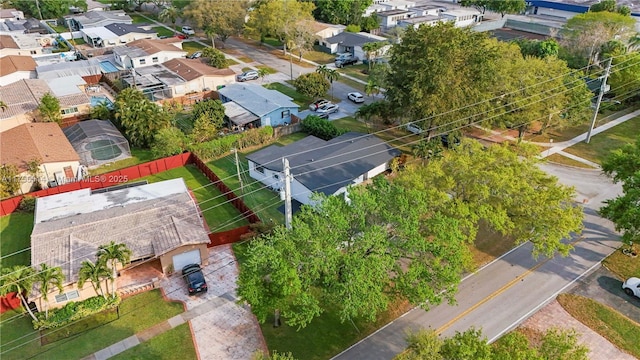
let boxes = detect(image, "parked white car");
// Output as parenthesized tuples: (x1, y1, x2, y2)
(622, 277, 640, 298)
(316, 103, 340, 114)
(405, 122, 424, 135)
(181, 26, 195, 35)
(348, 92, 365, 103)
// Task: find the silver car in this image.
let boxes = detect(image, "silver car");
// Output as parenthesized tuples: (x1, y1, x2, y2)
(317, 103, 339, 114)
(236, 70, 259, 82)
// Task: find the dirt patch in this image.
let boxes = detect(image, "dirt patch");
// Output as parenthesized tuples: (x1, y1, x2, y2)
(469, 223, 517, 268)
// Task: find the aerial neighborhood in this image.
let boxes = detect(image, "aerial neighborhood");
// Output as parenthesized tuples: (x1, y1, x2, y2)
(1, 0, 639, 359)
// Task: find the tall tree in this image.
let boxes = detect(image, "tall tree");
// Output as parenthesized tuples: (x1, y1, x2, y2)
(561, 11, 636, 67)
(316, 65, 340, 98)
(202, 47, 228, 68)
(37, 93, 62, 124)
(246, 0, 315, 55)
(12, 0, 87, 19)
(35, 264, 64, 319)
(460, 0, 525, 16)
(385, 23, 498, 138)
(158, 5, 181, 31)
(77, 260, 110, 299)
(313, 0, 372, 25)
(114, 88, 170, 147)
(361, 41, 388, 71)
(0, 266, 38, 321)
(600, 136, 640, 253)
(294, 72, 330, 99)
(608, 52, 640, 102)
(90, 100, 113, 120)
(440, 328, 493, 360)
(0, 164, 20, 198)
(191, 99, 226, 130)
(97, 242, 131, 297)
(183, 0, 248, 46)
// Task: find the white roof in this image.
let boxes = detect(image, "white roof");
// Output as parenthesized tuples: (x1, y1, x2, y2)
(442, 8, 482, 16)
(81, 26, 118, 41)
(44, 75, 86, 97)
(35, 178, 188, 224)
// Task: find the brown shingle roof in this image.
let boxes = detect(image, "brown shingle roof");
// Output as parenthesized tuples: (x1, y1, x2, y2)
(0, 123, 80, 172)
(0, 34, 18, 49)
(0, 79, 89, 120)
(0, 55, 37, 76)
(128, 38, 185, 55)
(163, 58, 235, 81)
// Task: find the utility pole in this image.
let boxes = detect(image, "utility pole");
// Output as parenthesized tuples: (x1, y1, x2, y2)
(282, 158, 292, 229)
(585, 58, 612, 144)
(35, 0, 43, 21)
(233, 148, 243, 193)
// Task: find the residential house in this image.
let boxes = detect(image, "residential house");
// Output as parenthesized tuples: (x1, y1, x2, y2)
(0, 55, 36, 86)
(163, 58, 236, 94)
(0, 123, 81, 193)
(398, 15, 443, 29)
(29, 178, 211, 311)
(217, 83, 299, 128)
(65, 10, 133, 31)
(0, 78, 91, 131)
(320, 32, 389, 60)
(0, 8, 24, 22)
(246, 132, 401, 206)
(36, 58, 103, 82)
(304, 20, 346, 41)
(112, 38, 186, 69)
(1, 18, 48, 34)
(376, 9, 415, 30)
(81, 23, 157, 48)
(409, 5, 445, 17)
(364, 0, 417, 16)
(440, 9, 483, 27)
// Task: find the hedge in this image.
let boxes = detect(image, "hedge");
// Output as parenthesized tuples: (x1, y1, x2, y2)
(33, 295, 121, 330)
(188, 126, 274, 161)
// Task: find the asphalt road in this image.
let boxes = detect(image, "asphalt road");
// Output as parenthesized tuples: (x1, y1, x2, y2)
(333, 164, 623, 360)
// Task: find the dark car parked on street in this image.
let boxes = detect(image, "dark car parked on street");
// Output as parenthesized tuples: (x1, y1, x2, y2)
(182, 264, 207, 295)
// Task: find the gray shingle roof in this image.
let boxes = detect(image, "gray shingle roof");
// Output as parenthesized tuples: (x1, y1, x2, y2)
(246, 132, 401, 195)
(218, 83, 299, 117)
(31, 179, 210, 285)
(104, 23, 156, 36)
(324, 32, 386, 46)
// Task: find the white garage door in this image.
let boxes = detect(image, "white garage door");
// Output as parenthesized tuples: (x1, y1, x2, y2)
(172, 250, 201, 272)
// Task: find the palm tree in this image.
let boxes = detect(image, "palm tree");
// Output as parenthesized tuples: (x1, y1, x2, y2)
(78, 260, 110, 299)
(35, 264, 64, 319)
(257, 68, 270, 83)
(355, 103, 376, 133)
(158, 6, 181, 32)
(91, 100, 113, 120)
(365, 80, 380, 99)
(0, 266, 38, 321)
(0, 100, 7, 112)
(97, 242, 132, 297)
(204, 25, 216, 49)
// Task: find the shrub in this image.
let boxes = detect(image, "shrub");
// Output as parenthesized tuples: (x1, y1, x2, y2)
(18, 195, 36, 212)
(188, 126, 274, 161)
(151, 127, 188, 158)
(202, 47, 228, 68)
(293, 72, 330, 99)
(301, 116, 346, 140)
(345, 24, 361, 33)
(33, 295, 120, 330)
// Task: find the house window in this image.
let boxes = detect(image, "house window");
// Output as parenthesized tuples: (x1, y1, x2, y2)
(139, 59, 146, 65)
(273, 173, 279, 180)
(60, 107, 79, 115)
(55, 290, 80, 303)
(255, 166, 265, 174)
(152, 57, 158, 63)
(281, 110, 290, 118)
(30, 50, 37, 54)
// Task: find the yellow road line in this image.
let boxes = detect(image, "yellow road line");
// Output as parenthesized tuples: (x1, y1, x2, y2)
(436, 237, 584, 335)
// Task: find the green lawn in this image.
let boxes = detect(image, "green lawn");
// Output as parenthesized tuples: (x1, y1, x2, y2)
(130, 14, 151, 24)
(558, 294, 640, 359)
(153, 26, 174, 37)
(208, 154, 285, 225)
(303, 46, 335, 64)
(338, 64, 369, 82)
(337, 76, 367, 94)
(89, 148, 155, 175)
(0, 212, 34, 268)
(562, 116, 639, 165)
(257, 65, 278, 74)
(50, 24, 68, 33)
(182, 41, 206, 55)
(71, 37, 86, 45)
(264, 83, 312, 107)
(137, 165, 249, 232)
(333, 116, 421, 154)
(111, 323, 196, 360)
(273, 132, 308, 146)
(545, 153, 596, 169)
(0, 290, 184, 360)
(603, 248, 640, 280)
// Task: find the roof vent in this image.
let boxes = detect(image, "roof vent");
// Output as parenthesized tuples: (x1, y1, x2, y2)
(310, 158, 314, 162)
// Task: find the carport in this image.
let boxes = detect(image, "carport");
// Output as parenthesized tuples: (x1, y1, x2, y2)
(223, 101, 260, 130)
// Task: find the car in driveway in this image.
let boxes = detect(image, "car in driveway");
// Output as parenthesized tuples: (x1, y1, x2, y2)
(405, 122, 424, 135)
(236, 70, 259, 82)
(309, 99, 330, 111)
(182, 264, 207, 295)
(317, 103, 339, 115)
(622, 277, 640, 298)
(347, 92, 365, 103)
(188, 51, 202, 59)
(181, 26, 195, 35)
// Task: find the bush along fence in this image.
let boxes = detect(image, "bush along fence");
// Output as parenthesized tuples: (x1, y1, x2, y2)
(1, 153, 261, 245)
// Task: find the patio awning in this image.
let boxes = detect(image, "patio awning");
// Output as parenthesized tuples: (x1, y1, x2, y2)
(223, 101, 259, 126)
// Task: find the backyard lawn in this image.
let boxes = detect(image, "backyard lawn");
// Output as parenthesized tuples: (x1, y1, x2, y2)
(0, 212, 34, 268)
(129, 14, 151, 24)
(0, 290, 186, 360)
(302, 46, 336, 64)
(89, 148, 155, 175)
(562, 116, 639, 165)
(137, 165, 249, 232)
(264, 82, 312, 108)
(337, 64, 369, 82)
(208, 152, 285, 225)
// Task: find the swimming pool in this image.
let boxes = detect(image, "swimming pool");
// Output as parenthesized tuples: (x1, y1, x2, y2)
(99, 60, 119, 73)
(90, 96, 114, 108)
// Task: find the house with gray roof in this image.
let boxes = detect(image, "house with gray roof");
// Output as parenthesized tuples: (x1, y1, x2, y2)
(65, 10, 133, 31)
(319, 31, 390, 60)
(217, 83, 299, 128)
(245, 132, 401, 206)
(30, 178, 211, 310)
(81, 23, 157, 48)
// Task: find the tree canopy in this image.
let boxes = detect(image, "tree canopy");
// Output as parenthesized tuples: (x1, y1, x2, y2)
(12, 0, 87, 19)
(459, 0, 525, 16)
(313, 0, 372, 25)
(37, 93, 62, 124)
(600, 136, 640, 248)
(246, 0, 315, 52)
(293, 72, 330, 99)
(114, 88, 170, 148)
(237, 139, 582, 328)
(182, 0, 248, 44)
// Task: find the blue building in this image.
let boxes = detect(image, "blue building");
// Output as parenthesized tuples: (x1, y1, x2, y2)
(217, 83, 299, 129)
